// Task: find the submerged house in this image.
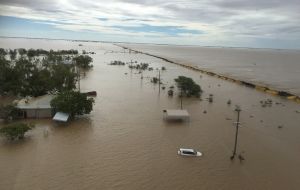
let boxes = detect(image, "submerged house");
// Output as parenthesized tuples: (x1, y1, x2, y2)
(15, 95, 55, 118)
(163, 109, 190, 121)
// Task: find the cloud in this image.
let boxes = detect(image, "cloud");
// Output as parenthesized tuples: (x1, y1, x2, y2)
(0, 0, 299, 48)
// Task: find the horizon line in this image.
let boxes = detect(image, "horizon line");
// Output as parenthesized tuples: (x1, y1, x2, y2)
(1, 35, 299, 51)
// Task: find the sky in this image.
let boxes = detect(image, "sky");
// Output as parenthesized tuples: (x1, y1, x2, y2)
(0, 0, 300, 49)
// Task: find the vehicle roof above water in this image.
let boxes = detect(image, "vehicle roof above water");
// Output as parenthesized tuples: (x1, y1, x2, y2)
(180, 148, 195, 152)
(166, 110, 189, 117)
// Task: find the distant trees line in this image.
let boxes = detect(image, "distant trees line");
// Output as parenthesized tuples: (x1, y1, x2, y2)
(0, 48, 79, 59)
(0, 49, 93, 97)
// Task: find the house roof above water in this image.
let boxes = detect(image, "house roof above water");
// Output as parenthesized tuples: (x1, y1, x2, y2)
(53, 112, 70, 122)
(16, 95, 55, 109)
(164, 109, 190, 120)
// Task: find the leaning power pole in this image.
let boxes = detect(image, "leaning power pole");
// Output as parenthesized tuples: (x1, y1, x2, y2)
(158, 70, 161, 94)
(231, 106, 241, 159)
(180, 88, 183, 109)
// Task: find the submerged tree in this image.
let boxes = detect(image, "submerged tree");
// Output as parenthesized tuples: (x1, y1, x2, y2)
(0, 104, 20, 122)
(0, 123, 35, 140)
(9, 49, 17, 60)
(0, 48, 7, 57)
(50, 91, 94, 118)
(174, 76, 202, 98)
(0, 56, 78, 97)
(18, 48, 27, 57)
(49, 63, 77, 93)
(0, 57, 13, 94)
(73, 55, 93, 69)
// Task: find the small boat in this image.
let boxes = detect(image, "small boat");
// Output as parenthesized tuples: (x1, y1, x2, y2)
(178, 148, 202, 157)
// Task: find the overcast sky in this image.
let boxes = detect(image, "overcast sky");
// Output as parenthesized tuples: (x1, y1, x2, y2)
(0, 0, 300, 49)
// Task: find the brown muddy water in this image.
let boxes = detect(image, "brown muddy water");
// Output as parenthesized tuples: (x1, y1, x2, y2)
(122, 43, 300, 96)
(1, 38, 300, 190)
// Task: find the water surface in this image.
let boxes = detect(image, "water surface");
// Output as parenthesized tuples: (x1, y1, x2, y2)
(123, 43, 300, 96)
(1, 38, 300, 190)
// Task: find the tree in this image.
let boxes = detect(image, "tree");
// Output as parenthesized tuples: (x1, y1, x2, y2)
(0, 57, 12, 94)
(174, 76, 202, 98)
(27, 48, 36, 58)
(0, 104, 20, 122)
(49, 63, 77, 93)
(50, 91, 94, 118)
(18, 48, 27, 57)
(0, 123, 35, 140)
(0, 50, 79, 97)
(73, 55, 93, 69)
(0, 48, 7, 57)
(9, 49, 17, 60)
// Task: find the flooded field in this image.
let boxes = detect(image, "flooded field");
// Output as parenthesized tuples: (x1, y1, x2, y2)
(123, 43, 300, 96)
(1, 38, 300, 190)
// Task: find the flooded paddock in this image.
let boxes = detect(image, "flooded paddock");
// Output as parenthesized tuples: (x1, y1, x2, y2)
(1, 38, 300, 190)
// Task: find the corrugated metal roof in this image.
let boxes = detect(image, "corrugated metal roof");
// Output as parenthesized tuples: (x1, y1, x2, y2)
(164, 109, 190, 120)
(53, 112, 69, 122)
(16, 95, 55, 109)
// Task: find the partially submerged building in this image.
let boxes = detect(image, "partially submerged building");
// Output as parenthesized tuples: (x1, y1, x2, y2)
(15, 95, 55, 118)
(163, 109, 190, 121)
(53, 112, 70, 122)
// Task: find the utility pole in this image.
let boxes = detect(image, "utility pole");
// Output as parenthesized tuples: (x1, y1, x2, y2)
(180, 88, 183, 109)
(158, 70, 161, 94)
(231, 106, 241, 159)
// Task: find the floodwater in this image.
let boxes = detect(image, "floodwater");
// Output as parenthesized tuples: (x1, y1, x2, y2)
(123, 43, 300, 96)
(1, 38, 300, 190)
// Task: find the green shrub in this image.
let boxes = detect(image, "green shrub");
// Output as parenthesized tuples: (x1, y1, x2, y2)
(0, 123, 35, 140)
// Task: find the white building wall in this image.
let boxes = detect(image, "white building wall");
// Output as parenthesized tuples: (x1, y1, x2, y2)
(25, 109, 52, 118)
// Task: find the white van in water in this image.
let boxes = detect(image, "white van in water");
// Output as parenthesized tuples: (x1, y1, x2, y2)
(178, 148, 202, 157)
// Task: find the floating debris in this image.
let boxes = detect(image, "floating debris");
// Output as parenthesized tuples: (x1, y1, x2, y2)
(278, 125, 283, 129)
(109, 60, 125, 65)
(249, 115, 254, 118)
(168, 89, 174, 96)
(260, 98, 273, 107)
(203, 110, 207, 114)
(227, 99, 231, 105)
(238, 153, 245, 163)
(43, 127, 49, 137)
(151, 77, 159, 84)
(161, 66, 166, 71)
(226, 117, 232, 120)
(162, 86, 166, 90)
(129, 62, 149, 70)
(208, 94, 213, 103)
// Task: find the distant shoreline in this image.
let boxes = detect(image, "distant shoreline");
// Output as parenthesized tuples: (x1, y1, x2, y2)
(116, 44, 300, 104)
(1, 36, 300, 52)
